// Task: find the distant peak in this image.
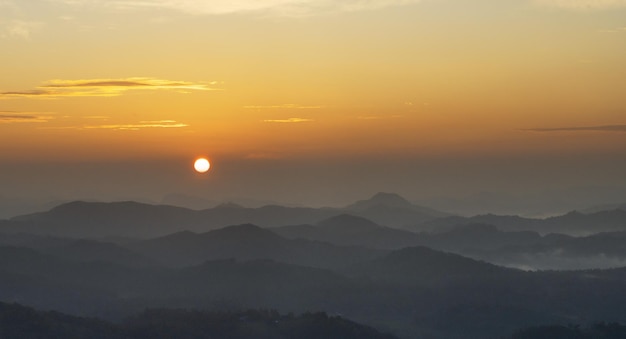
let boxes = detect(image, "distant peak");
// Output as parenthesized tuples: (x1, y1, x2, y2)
(347, 192, 413, 210)
(370, 192, 411, 203)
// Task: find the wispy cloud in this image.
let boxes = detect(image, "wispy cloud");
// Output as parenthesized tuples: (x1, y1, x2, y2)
(524, 124, 626, 132)
(598, 26, 626, 33)
(0, 20, 43, 39)
(47, 0, 424, 16)
(263, 118, 314, 123)
(245, 104, 323, 110)
(532, 0, 626, 10)
(48, 119, 189, 131)
(0, 111, 53, 123)
(46, 0, 626, 16)
(85, 120, 188, 131)
(0, 77, 219, 99)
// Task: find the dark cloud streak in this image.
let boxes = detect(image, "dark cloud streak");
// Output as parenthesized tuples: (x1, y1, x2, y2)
(0, 111, 52, 123)
(0, 77, 218, 99)
(0, 114, 38, 120)
(0, 90, 52, 96)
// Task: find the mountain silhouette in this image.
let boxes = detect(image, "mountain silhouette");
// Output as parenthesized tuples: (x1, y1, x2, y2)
(423, 223, 541, 252)
(273, 214, 423, 249)
(347, 192, 416, 210)
(132, 224, 384, 268)
(4, 193, 448, 238)
(4, 239, 626, 338)
(542, 209, 626, 234)
(419, 214, 537, 233)
(10, 201, 199, 238)
(346, 193, 449, 229)
(45, 239, 158, 268)
(0, 232, 71, 250)
(419, 209, 626, 235)
(346, 246, 514, 285)
(0, 302, 123, 339)
(582, 202, 626, 214)
(0, 300, 398, 339)
(160, 193, 218, 210)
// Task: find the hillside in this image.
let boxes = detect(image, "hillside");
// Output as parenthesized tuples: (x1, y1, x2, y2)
(131, 224, 385, 268)
(0, 302, 397, 339)
(273, 214, 423, 249)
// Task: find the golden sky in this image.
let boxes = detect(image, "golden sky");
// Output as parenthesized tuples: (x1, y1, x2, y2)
(1, 0, 625, 209)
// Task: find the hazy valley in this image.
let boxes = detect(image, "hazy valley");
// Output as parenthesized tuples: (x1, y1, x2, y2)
(2, 193, 626, 338)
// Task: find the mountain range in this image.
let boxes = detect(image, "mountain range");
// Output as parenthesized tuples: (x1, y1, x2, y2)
(2, 193, 447, 238)
(131, 224, 383, 269)
(4, 235, 626, 338)
(420, 209, 626, 235)
(3, 193, 626, 337)
(0, 302, 398, 339)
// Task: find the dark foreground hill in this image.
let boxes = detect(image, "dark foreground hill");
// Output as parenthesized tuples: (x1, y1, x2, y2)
(0, 302, 123, 339)
(0, 302, 397, 339)
(6, 240, 626, 338)
(511, 322, 626, 339)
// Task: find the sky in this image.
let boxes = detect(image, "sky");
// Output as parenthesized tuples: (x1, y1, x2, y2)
(1, 0, 626, 215)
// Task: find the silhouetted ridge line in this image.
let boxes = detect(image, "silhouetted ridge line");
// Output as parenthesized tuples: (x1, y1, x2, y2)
(347, 192, 415, 210)
(346, 245, 514, 285)
(316, 214, 384, 231)
(202, 223, 281, 239)
(0, 302, 399, 339)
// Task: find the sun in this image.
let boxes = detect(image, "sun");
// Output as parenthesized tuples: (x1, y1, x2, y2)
(193, 158, 211, 173)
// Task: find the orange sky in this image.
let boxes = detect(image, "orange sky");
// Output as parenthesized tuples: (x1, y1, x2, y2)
(1, 0, 625, 212)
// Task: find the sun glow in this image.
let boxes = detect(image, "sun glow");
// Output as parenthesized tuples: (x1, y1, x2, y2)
(193, 158, 211, 173)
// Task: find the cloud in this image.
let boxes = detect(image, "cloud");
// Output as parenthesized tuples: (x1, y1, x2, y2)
(532, 0, 626, 10)
(0, 90, 55, 98)
(598, 26, 626, 33)
(245, 104, 323, 110)
(0, 77, 219, 98)
(83, 120, 188, 130)
(47, 0, 424, 16)
(48, 119, 188, 131)
(263, 118, 314, 123)
(0, 111, 53, 123)
(0, 20, 43, 39)
(524, 124, 626, 132)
